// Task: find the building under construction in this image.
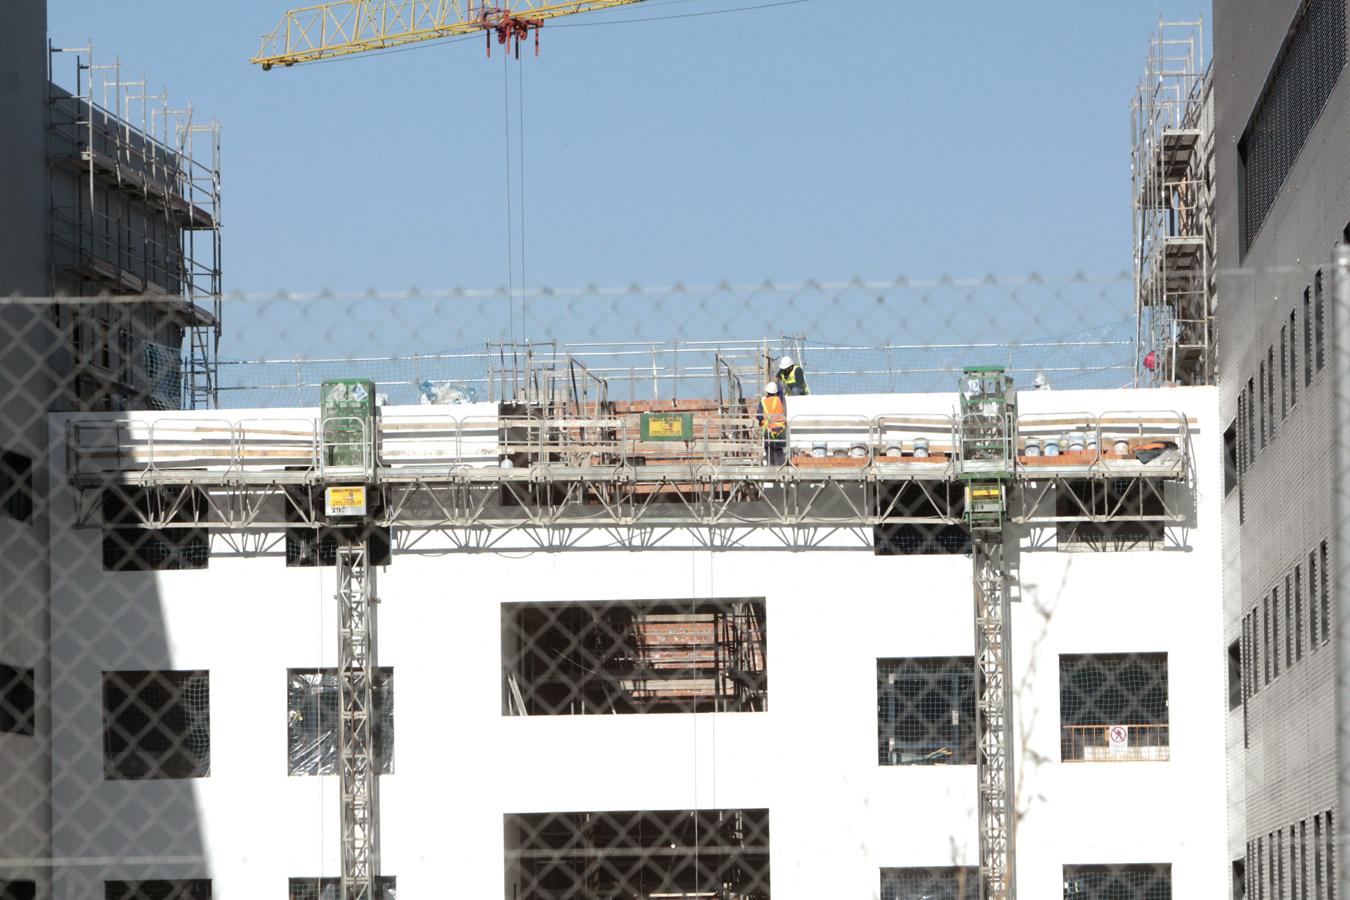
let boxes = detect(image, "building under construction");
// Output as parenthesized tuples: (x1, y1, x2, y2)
(5, 5, 1350, 900)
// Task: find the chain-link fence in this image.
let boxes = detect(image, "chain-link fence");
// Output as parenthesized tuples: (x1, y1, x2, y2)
(1, 256, 1344, 899)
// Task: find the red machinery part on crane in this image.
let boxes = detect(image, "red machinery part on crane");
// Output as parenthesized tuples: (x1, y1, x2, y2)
(480, 8, 542, 58)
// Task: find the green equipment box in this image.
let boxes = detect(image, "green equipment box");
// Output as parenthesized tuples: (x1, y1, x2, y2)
(640, 412, 695, 442)
(321, 379, 376, 469)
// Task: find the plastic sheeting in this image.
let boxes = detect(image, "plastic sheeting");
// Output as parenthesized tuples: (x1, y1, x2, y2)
(286, 669, 394, 776)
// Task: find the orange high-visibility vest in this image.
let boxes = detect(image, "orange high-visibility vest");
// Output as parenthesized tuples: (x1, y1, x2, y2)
(759, 395, 786, 437)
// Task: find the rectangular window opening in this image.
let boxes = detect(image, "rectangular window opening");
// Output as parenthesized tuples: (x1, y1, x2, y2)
(1273, 586, 1282, 679)
(1247, 379, 1258, 465)
(1315, 814, 1324, 898)
(1290, 311, 1299, 408)
(1301, 819, 1309, 900)
(1224, 418, 1239, 496)
(1281, 325, 1289, 419)
(0, 664, 35, 736)
(882, 867, 978, 900)
(1059, 653, 1169, 762)
(0, 882, 36, 900)
(101, 486, 209, 572)
(874, 483, 969, 555)
(1305, 286, 1315, 387)
(1227, 639, 1242, 711)
(1264, 596, 1273, 685)
(1259, 362, 1268, 448)
(1327, 809, 1335, 892)
(505, 808, 769, 900)
(502, 598, 767, 716)
(1316, 271, 1326, 372)
(1295, 565, 1304, 662)
(287, 668, 395, 776)
(287, 877, 395, 900)
(102, 670, 210, 780)
(1310, 549, 1321, 651)
(1320, 540, 1331, 646)
(878, 657, 976, 766)
(1233, 857, 1246, 900)
(284, 486, 391, 567)
(1268, 347, 1277, 440)
(104, 880, 211, 900)
(0, 451, 33, 523)
(1056, 480, 1165, 551)
(1285, 574, 1294, 671)
(1063, 864, 1172, 899)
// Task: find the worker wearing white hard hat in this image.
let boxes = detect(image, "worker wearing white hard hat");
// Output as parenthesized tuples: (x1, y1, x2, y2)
(776, 355, 809, 396)
(757, 381, 788, 466)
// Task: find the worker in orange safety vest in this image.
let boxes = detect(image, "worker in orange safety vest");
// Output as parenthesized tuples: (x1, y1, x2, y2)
(757, 381, 788, 465)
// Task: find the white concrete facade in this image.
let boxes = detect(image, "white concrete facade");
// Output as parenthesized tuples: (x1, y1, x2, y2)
(44, 385, 1225, 898)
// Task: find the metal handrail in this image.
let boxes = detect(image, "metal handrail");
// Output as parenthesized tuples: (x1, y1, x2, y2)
(146, 418, 237, 476)
(785, 414, 874, 466)
(1060, 723, 1170, 762)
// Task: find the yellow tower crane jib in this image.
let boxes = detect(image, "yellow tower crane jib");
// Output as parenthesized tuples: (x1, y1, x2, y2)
(251, 0, 648, 68)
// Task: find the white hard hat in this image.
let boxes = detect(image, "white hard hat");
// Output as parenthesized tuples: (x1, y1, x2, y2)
(779, 355, 793, 370)
(765, 381, 779, 395)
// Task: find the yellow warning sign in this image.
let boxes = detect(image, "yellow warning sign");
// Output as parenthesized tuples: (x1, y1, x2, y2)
(325, 485, 367, 517)
(641, 412, 694, 441)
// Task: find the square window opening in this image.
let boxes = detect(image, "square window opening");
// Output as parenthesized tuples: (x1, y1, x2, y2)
(287, 668, 395, 776)
(502, 599, 767, 716)
(102, 670, 210, 780)
(878, 657, 976, 766)
(1059, 653, 1169, 762)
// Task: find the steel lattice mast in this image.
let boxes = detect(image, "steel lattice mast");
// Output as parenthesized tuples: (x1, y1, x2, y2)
(958, 366, 1018, 899)
(337, 540, 380, 900)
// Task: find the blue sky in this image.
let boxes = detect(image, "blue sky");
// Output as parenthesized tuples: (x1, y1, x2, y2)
(48, 0, 1210, 296)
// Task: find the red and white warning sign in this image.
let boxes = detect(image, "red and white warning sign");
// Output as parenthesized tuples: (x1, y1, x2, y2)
(1108, 725, 1130, 754)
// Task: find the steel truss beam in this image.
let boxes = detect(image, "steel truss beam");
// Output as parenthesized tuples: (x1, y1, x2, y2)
(337, 539, 380, 900)
(72, 471, 1186, 533)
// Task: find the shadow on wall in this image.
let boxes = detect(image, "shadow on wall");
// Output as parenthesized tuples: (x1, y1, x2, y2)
(47, 419, 210, 900)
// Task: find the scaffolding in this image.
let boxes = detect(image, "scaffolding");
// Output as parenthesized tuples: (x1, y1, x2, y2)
(47, 42, 222, 410)
(1132, 18, 1214, 387)
(64, 377, 1195, 900)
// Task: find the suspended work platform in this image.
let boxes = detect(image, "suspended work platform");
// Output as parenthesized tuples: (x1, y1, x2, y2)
(63, 400, 1194, 539)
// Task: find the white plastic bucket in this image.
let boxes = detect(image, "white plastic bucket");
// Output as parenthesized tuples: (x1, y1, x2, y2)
(1068, 431, 1086, 452)
(885, 443, 903, 458)
(1113, 439, 1129, 455)
(1044, 437, 1061, 457)
(1024, 437, 1042, 457)
(913, 437, 930, 458)
(848, 444, 868, 458)
(811, 443, 828, 458)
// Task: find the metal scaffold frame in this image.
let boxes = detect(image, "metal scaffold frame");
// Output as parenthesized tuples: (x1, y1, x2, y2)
(64, 374, 1196, 900)
(47, 42, 222, 411)
(1132, 18, 1215, 387)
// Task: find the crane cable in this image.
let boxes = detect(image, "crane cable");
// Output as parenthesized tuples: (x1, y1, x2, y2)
(502, 50, 515, 344)
(503, 51, 529, 345)
(518, 52, 528, 343)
